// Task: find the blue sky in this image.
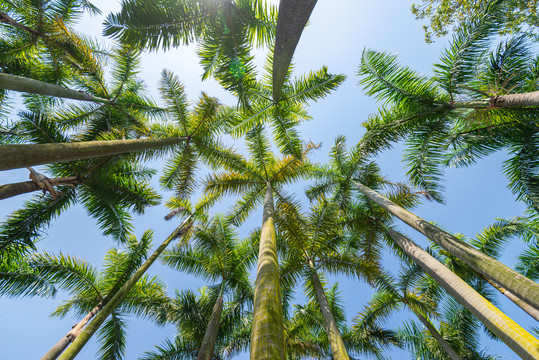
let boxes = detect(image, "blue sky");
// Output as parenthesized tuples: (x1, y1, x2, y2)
(0, 0, 535, 359)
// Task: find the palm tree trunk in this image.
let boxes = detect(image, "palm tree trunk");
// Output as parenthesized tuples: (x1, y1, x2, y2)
(489, 91, 539, 107)
(272, 0, 318, 101)
(411, 310, 462, 360)
(40, 303, 102, 360)
(0, 137, 188, 171)
(355, 182, 539, 310)
(196, 291, 224, 360)
(0, 73, 109, 103)
(387, 228, 539, 360)
(0, 176, 80, 200)
(56, 216, 193, 360)
(250, 183, 285, 360)
(309, 264, 349, 360)
(481, 276, 539, 322)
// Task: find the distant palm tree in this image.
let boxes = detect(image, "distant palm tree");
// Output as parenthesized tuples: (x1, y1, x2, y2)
(276, 198, 380, 360)
(160, 215, 256, 360)
(0, 231, 170, 360)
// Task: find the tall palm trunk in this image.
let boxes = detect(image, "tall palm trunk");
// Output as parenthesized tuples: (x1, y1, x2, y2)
(272, 0, 318, 101)
(56, 216, 193, 360)
(1, 137, 188, 171)
(0, 73, 109, 103)
(250, 184, 285, 360)
(40, 304, 102, 360)
(481, 276, 539, 322)
(489, 91, 539, 107)
(355, 182, 539, 310)
(411, 310, 462, 360)
(387, 229, 539, 360)
(309, 263, 349, 360)
(197, 289, 224, 360)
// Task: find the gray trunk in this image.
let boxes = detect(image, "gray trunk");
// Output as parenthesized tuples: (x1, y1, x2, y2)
(482, 276, 539, 322)
(310, 265, 349, 360)
(0, 137, 187, 171)
(196, 294, 224, 360)
(272, 0, 318, 101)
(387, 229, 539, 360)
(355, 182, 539, 310)
(40, 304, 102, 360)
(0, 73, 108, 103)
(0, 176, 80, 200)
(490, 91, 539, 107)
(412, 311, 462, 360)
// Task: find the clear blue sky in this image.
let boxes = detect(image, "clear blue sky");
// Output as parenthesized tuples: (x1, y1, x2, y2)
(0, 1, 534, 359)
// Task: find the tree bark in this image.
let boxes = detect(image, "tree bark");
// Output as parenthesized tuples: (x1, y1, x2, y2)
(387, 229, 539, 360)
(0, 73, 109, 103)
(489, 91, 539, 107)
(56, 216, 193, 360)
(40, 304, 102, 360)
(250, 184, 285, 360)
(196, 293, 224, 360)
(309, 264, 349, 360)
(482, 276, 539, 322)
(355, 182, 539, 310)
(0, 176, 80, 200)
(272, 0, 318, 101)
(0, 137, 188, 171)
(412, 310, 462, 360)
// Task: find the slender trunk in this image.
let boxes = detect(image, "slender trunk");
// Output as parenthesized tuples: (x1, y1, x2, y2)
(196, 293, 224, 360)
(40, 304, 102, 360)
(250, 184, 285, 360)
(57, 216, 193, 360)
(272, 0, 318, 101)
(387, 229, 539, 360)
(489, 91, 539, 107)
(0, 176, 80, 200)
(0, 73, 109, 103)
(0, 137, 188, 171)
(309, 263, 349, 360)
(355, 182, 539, 310)
(481, 276, 539, 322)
(411, 310, 462, 360)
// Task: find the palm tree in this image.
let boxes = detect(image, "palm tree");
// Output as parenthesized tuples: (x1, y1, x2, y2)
(159, 215, 256, 360)
(56, 211, 195, 360)
(353, 181, 539, 311)
(386, 228, 539, 360)
(357, 4, 539, 210)
(203, 129, 315, 360)
(276, 197, 382, 360)
(0, 231, 171, 360)
(355, 264, 463, 360)
(104, 0, 277, 106)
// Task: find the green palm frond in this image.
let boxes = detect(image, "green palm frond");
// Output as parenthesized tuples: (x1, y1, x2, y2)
(433, 2, 503, 97)
(96, 311, 127, 360)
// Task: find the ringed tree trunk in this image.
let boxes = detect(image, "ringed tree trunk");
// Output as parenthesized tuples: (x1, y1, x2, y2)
(40, 304, 102, 360)
(308, 262, 349, 360)
(489, 91, 539, 107)
(250, 184, 285, 360)
(0, 137, 188, 171)
(272, 0, 318, 101)
(387, 229, 539, 360)
(196, 288, 224, 360)
(355, 182, 539, 310)
(411, 309, 462, 360)
(56, 216, 193, 360)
